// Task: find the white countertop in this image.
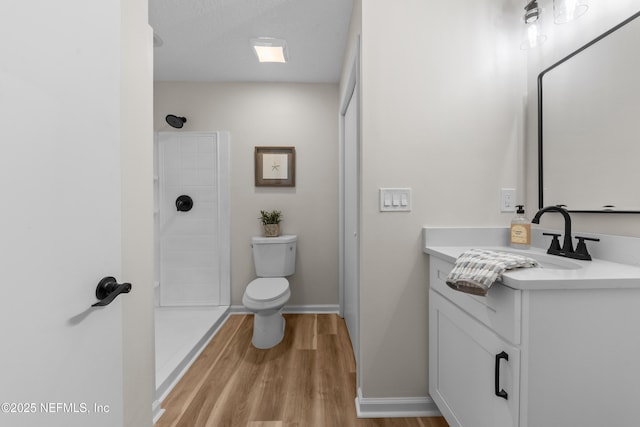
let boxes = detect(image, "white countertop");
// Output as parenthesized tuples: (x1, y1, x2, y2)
(423, 227, 640, 291)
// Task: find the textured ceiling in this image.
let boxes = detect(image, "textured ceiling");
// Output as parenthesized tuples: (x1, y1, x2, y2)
(149, 0, 354, 82)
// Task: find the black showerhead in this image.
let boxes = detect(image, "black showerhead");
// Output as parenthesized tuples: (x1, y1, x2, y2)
(166, 114, 187, 129)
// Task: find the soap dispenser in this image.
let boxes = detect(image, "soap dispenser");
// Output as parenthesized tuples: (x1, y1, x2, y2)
(510, 205, 531, 249)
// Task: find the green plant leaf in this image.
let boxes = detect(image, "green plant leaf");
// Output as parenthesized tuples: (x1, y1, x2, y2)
(259, 209, 282, 225)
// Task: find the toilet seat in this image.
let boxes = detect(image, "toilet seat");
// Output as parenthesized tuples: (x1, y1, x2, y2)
(243, 278, 290, 349)
(244, 278, 289, 302)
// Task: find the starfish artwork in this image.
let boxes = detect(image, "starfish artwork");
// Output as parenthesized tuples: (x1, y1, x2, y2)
(262, 153, 288, 179)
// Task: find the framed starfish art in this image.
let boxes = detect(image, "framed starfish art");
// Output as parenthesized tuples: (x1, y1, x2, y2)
(254, 146, 296, 187)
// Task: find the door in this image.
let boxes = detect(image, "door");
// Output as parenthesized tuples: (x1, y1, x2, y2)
(429, 291, 520, 427)
(1, 2, 127, 426)
(343, 83, 360, 364)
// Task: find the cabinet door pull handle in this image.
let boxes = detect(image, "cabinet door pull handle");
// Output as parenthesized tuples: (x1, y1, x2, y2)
(494, 351, 509, 400)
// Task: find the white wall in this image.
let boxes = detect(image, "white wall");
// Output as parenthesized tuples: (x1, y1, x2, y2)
(153, 83, 339, 307)
(348, 0, 526, 398)
(524, 0, 640, 237)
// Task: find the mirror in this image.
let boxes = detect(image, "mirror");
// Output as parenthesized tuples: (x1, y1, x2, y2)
(538, 11, 640, 213)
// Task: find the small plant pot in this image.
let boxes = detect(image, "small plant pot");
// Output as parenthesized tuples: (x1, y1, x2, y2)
(263, 224, 280, 237)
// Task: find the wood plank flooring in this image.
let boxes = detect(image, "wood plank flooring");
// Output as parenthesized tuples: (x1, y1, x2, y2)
(155, 314, 449, 427)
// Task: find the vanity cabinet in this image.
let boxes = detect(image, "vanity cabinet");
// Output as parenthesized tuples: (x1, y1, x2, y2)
(429, 257, 640, 427)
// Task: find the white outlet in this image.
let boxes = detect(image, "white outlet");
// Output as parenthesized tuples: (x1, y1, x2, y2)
(501, 188, 516, 212)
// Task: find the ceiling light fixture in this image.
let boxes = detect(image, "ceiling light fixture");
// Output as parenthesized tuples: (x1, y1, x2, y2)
(250, 38, 289, 63)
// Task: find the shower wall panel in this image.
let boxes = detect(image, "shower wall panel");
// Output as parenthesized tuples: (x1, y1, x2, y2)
(157, 132, 230, 306)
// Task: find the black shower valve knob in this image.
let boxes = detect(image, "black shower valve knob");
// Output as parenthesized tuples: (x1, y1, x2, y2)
(176, 195, 194, 212)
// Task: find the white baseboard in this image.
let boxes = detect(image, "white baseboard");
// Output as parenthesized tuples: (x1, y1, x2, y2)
(284, 304, 340, 314)
(230, 304, 340, 314)
(355, 388, 442, 418)
(152, 400, 165, 424)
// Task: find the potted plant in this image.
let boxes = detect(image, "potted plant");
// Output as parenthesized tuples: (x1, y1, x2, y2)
(259, 209, 282, 237)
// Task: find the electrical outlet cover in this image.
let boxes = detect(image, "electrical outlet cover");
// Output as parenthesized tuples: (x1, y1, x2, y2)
(501, 188, 516, 212)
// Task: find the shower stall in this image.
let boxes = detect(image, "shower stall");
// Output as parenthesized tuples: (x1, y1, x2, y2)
(153, 130, 231, 407)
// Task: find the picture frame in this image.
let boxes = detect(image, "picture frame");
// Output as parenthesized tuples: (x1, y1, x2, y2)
(254, 146, 296, 187)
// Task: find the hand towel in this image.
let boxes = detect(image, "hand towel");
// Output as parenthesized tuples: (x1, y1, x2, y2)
(446, 249, 539, 296)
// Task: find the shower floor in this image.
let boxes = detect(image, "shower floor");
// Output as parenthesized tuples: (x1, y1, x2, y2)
(155, 305, 229, 400)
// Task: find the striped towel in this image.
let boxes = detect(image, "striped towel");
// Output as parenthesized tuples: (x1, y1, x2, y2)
(446, 249, 539, 296)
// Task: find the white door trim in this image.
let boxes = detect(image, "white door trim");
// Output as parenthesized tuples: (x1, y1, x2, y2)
(339, 36, 361, 381)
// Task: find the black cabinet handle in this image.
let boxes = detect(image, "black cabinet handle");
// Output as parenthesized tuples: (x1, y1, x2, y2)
(494, 351, 509, 400)
(92, 276, 132, 307)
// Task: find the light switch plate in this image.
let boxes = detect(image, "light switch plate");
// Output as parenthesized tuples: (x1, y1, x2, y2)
(380, 188, 412, 212)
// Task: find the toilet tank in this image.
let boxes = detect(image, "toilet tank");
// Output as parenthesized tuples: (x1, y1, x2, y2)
(251, 235, 297, 277)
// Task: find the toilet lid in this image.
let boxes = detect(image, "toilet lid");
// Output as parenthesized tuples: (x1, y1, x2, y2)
(245, 278, 289, 302)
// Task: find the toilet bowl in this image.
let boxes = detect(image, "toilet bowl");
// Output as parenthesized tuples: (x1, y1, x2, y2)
(242, 277, 291, 349)
(243, 235, 297, 349)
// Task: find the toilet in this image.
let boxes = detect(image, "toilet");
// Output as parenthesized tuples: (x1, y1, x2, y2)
(242, 235, 297, 349)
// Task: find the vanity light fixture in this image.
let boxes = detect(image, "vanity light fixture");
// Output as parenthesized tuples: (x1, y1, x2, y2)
(553, 0, 589, 24)
(250, 37, 289, 63)
(521, 0, 547, 50)
(524, 0, 541, 23)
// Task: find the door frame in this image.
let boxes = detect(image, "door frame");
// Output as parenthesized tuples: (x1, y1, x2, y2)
(121, 2, 155, 425)
(339, 38, 361, 371)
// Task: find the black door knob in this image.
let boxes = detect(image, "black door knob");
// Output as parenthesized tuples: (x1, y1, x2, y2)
(176, 195, 193, 212)
(92, 276, 132, 307)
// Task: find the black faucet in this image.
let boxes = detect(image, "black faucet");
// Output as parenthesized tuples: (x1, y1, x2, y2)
(531, 205, 574, 255)
(531, 205, 599, 261)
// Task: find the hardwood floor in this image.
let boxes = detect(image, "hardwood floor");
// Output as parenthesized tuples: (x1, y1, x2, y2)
(155, 314, 449, 427)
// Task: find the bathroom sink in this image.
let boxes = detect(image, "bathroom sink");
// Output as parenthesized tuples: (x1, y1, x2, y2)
(423, 227, 640, 291)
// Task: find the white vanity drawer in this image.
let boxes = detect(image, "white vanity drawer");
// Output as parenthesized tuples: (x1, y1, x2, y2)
(429, 257, 521, 345)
